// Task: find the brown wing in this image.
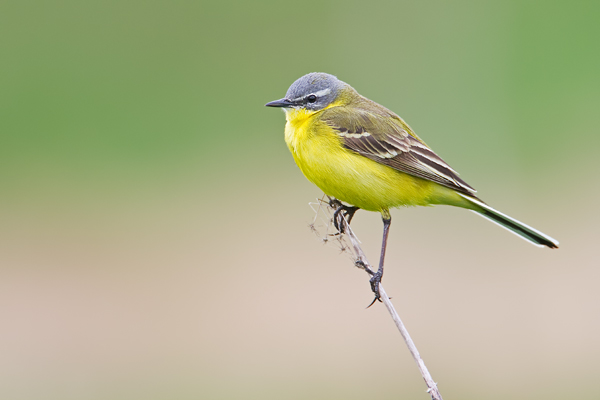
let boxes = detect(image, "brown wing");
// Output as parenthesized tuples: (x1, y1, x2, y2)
(321, 106, 477, 196)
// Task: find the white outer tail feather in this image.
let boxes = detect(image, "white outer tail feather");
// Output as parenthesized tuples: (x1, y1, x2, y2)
(458, 193, 559, 248)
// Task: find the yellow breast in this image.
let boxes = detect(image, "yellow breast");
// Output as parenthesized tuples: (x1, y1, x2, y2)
(283, 108, 460, 212)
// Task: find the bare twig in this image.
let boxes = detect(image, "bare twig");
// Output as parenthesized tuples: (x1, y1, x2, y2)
(311, 196, 443, 400)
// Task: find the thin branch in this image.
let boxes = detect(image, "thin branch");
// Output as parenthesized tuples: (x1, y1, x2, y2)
(313, 197, 443, 400)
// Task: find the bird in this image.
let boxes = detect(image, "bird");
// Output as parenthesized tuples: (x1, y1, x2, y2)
(265, 72, 558, 303)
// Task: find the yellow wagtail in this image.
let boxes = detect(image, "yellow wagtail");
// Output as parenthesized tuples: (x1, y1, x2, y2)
(266, 72, 558, 302)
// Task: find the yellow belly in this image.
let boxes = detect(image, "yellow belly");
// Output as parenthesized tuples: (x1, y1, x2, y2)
(284, 110, 462, 212)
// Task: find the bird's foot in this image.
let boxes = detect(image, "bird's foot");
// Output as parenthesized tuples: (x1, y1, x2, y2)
(332, 203, 359, 234)
(367, 271, 383, 308)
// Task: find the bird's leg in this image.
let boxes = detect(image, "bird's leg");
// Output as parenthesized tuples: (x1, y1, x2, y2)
(332, 203, 359, 234)
(368, 210, 391, 307)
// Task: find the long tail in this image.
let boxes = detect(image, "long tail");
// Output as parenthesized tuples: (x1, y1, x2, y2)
(458, 194, 559, 249)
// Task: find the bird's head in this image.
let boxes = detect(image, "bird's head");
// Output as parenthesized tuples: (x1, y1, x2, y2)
(265, 72, 353, 113)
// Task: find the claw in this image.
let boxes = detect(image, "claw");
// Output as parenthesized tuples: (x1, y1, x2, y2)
(332, 203, 359, 234)
(366, 296, 380, 309)
(366, 270, 383, 308)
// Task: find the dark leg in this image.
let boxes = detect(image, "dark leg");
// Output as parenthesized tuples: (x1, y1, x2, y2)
(368, 210, 391, 307)
(331, 201, 359, 234)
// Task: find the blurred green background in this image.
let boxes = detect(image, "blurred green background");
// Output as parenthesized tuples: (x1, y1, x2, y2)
(1, 1, 599, 399)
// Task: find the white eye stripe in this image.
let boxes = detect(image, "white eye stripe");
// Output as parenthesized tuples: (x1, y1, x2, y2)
(313, 88, 331, 97)
(290, 88, 332, 102)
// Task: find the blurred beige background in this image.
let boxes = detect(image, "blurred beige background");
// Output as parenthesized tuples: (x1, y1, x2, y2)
(1, 1, 598, 399)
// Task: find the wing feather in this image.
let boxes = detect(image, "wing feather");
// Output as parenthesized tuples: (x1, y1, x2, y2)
(321, 106, 476, 196)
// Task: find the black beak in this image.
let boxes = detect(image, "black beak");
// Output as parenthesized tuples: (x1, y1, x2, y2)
(265, 98, 293, 108)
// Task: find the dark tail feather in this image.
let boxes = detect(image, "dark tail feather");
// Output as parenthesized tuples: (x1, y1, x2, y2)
(458, 194, 559, 249)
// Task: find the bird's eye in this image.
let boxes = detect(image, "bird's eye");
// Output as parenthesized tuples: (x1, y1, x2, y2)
(307, 95, 317, 103)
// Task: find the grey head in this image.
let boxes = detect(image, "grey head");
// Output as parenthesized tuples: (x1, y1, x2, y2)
(265, 72, 346, 111)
